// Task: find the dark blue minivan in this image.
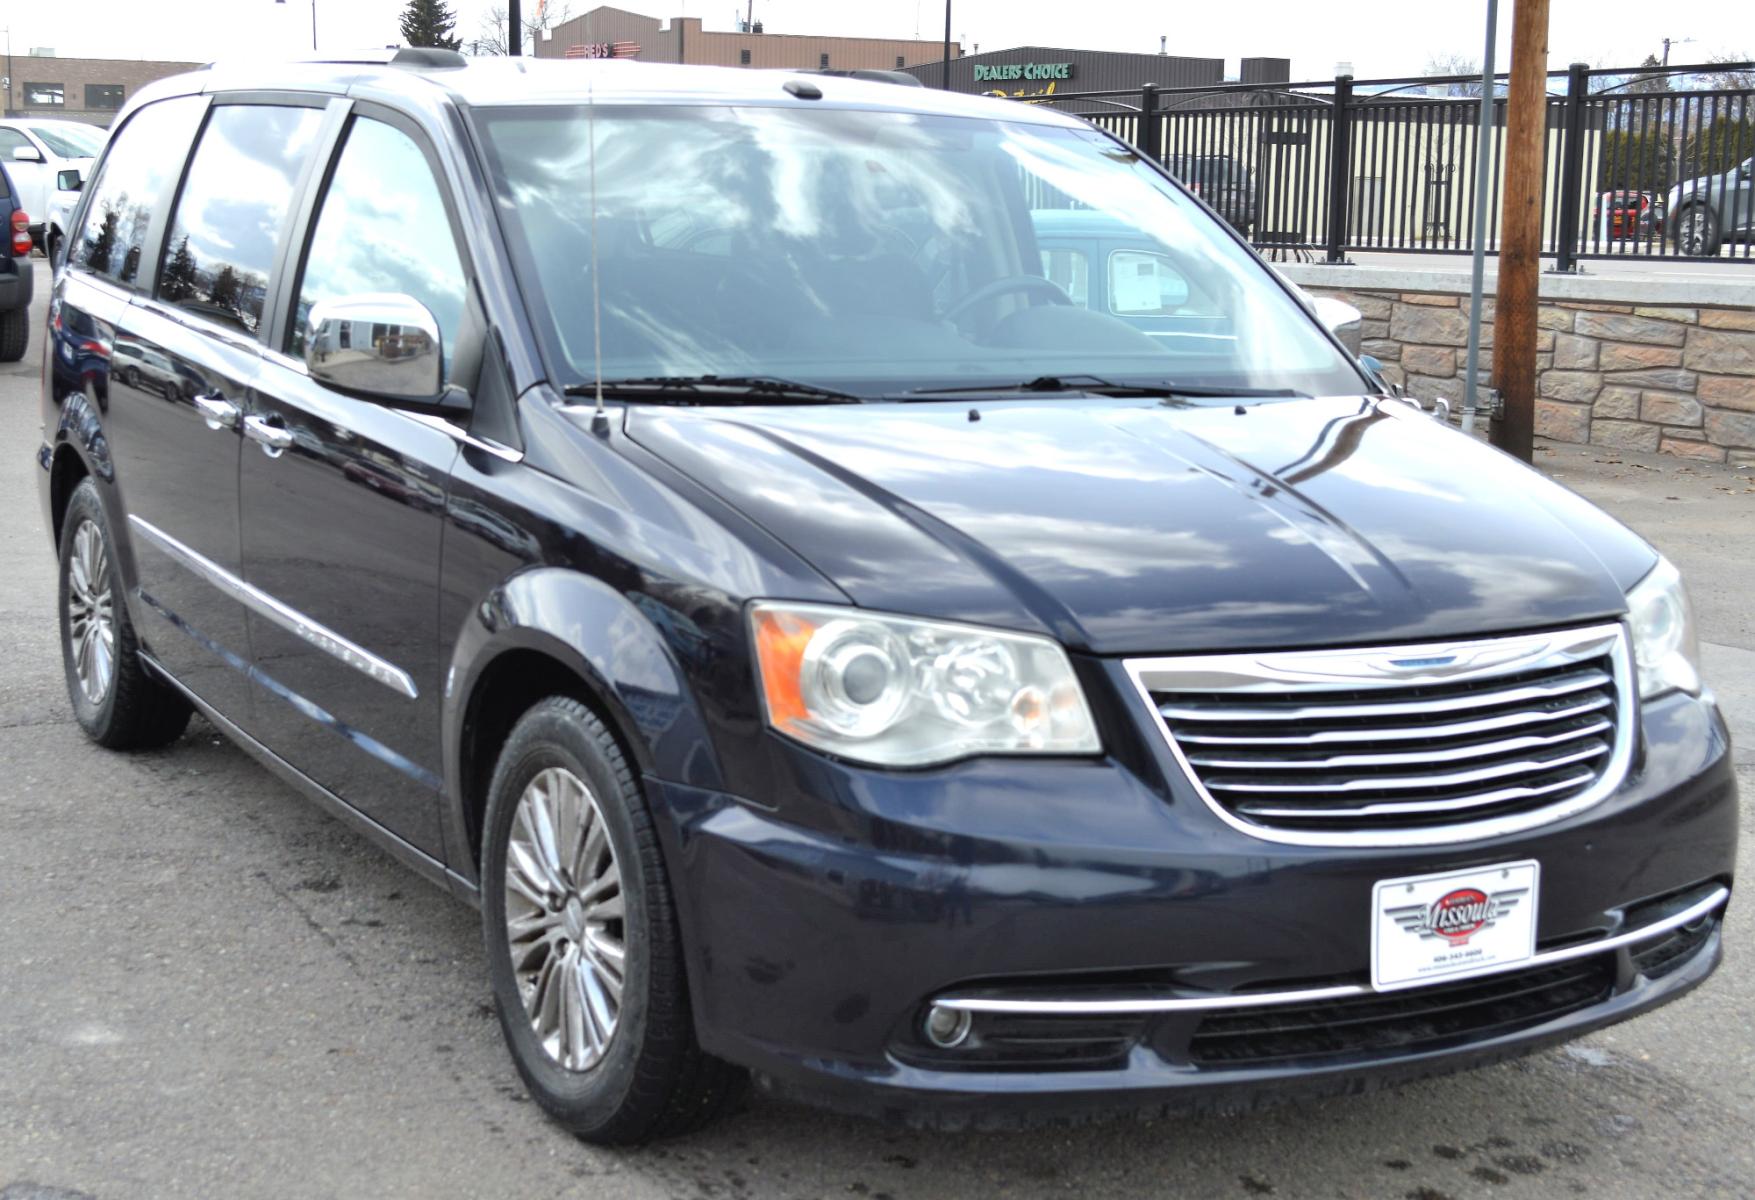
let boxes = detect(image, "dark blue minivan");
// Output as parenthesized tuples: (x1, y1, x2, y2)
(39, 52, 1734, 1142)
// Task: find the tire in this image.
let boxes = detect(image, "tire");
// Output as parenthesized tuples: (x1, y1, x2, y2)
(48, 230, 62, 266)
(1676, 206, 1722, 257)
(0, 306, 27, 362)
(481, 696, 745, 1144)
(57, 478, 193, 750)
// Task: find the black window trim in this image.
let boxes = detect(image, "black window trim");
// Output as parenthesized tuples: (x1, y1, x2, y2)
(148, 90, 340, 345)
(64, 93, 213, 299)
(267, 99, 484, 401)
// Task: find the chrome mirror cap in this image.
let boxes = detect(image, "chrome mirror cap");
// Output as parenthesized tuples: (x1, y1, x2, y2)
(1310, 295, 1364, 357)
(305, 293, 442, 401)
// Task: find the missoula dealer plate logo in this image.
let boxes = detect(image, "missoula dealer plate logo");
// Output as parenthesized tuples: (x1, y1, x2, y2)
(1387, 885, 1530, 946)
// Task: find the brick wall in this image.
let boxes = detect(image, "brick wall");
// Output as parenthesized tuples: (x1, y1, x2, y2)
(1306, 287, 1755, 465)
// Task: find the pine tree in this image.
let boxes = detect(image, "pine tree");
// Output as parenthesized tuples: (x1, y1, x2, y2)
(400, 0, 461, 50)
(160, 235, 198, 302)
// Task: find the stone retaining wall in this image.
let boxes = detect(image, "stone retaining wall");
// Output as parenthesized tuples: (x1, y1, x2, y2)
(1302, 287, 1755, 464)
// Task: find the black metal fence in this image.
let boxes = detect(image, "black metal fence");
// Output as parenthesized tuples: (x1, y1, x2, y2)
(1025, 63, 1754, 267)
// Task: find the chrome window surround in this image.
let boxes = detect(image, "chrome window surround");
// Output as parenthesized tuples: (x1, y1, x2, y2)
(935, 884, 1726, 1016)
(1123, 623, 1635, 848)
(129, 515, 419, 700)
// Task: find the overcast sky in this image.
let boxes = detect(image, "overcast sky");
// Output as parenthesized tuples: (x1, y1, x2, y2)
(4, 0, 1747, 80)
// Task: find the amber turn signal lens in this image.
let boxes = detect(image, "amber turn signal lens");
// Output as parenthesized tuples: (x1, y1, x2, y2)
(752, 607, 819, 727)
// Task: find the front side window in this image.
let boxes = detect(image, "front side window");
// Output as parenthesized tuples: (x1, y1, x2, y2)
(158, 103, 324, 334)
(86, 85, 126, 112)
(73, 96, 206, 287)
(25, 83, 64, 107)
(0, 128, 33, 159)
(474, 105, 1362, 398)
(289, 116, 467, 365)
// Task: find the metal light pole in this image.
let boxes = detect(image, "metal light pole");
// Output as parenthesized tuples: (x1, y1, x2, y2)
(274, 1, 317, 52)
(509, 0, 522, 56)
(942, 1, 951, 89)
(1460, 0, 1498, 433)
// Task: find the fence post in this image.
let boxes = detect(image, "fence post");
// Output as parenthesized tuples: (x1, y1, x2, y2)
(1553, 62, 1591, 273)
(1325, 74, 1354, 263)
(1138, 84, 1161, 162)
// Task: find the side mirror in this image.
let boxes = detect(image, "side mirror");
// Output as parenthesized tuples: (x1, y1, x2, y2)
(11, 145, 42, 163)
(1310, 295, 1363, 357)
(1359, 353, 1402, 398)
(56, 168, 81, 191)
(305, 293, 443, 402)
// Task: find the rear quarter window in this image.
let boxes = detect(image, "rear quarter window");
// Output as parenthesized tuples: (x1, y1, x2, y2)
(73, 96, 206, 288)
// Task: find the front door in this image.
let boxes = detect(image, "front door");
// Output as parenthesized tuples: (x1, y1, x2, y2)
(239, 108, 472, 857)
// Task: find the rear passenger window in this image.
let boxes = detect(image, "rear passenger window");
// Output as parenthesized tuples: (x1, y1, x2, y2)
(289, 117, 467, 365)
(157, 103, 324, 335)
(72, 97, 205, 287)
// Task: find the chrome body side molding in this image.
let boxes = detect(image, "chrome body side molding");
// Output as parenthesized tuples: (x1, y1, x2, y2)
(128, 515, 419, 700)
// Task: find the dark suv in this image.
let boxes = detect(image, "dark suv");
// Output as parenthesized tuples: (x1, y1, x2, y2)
(0, 160, 34, 361)
(38, 51, 1735, 1144)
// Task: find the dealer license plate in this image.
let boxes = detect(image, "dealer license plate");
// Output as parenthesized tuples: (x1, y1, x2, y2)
(1371, 860, 1540, 991)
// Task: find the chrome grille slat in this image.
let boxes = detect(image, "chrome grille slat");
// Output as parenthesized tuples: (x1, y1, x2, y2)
(1185, 716, 1614, 771)
(1157, 667, 1612, 723)
(1171, 692, 1612, 746)
(1127, 625, 1633, 845)
(1203, 742, 1610, 794)
(1232, 770, 1598, 820)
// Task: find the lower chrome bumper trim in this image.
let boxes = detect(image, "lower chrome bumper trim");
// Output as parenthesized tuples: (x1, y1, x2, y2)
(935, 885, 1728, 1016)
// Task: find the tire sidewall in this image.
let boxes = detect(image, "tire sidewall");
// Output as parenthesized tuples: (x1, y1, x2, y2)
(58, 481, 123, 737)
(481, 703, 657, 1128)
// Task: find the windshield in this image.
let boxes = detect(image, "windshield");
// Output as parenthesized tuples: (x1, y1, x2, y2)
(475, 104, 1363, 400)
(32, 123, 102, 159)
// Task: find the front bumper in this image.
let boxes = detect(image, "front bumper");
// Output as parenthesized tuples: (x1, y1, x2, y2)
(649, 688, 1734, 1122)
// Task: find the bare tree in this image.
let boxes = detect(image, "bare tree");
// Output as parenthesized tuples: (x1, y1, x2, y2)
(1698, 52, 1754, 91)
(469, 1, 574, 56)
(1421, 53, 1488, 98)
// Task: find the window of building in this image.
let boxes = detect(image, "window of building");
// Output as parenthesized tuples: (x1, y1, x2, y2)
(158, 103, 325, 333)
(73, 96, 206, 288)
(86, 84, 125, 110)
(819, 53, 829, 68)
(289, 116, 468, 368)
(896, 56, 906, 69)
(25, 83, 64, 107)
(740, 48, 751, 65)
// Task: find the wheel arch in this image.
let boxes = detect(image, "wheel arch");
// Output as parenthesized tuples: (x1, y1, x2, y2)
(441, 567, 726, 885)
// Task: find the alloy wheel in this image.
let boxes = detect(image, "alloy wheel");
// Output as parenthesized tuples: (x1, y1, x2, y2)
(503, 766, 628, 1072)
(1683, 212, 1708, 256)
(66, 519, 116, 706)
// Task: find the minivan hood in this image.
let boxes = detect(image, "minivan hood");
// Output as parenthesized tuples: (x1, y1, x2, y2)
(624, 396, 1656, 654)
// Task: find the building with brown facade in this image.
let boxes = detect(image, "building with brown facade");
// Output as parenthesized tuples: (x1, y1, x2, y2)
(534, 5, 960, 72)
(2, 53, 199, 126)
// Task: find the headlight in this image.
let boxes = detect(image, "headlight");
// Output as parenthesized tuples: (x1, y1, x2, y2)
(749, 602, 1101, 767)
(1626, 556, 1700, 699)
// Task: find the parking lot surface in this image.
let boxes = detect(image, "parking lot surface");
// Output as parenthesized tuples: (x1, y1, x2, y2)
(2, 262, 1750, 1199)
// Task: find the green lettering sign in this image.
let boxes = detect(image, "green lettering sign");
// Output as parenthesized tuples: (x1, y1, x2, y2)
(973, 62, 1072, 84)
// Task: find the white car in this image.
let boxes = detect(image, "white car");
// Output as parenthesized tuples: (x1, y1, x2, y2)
(0, 118, 105, 260)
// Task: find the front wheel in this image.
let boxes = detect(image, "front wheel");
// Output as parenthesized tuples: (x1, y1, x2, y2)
(0, 307, 27, 362)
(1677, 206, 1722, 257)
(480, 696, 745, 1143)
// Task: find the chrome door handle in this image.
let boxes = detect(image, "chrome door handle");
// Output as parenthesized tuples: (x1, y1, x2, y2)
(243, 414, 295, 455)
(192, 392, 239, 430)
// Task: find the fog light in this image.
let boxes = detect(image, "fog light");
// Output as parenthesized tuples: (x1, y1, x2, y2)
(923, 1003, 973, 1048)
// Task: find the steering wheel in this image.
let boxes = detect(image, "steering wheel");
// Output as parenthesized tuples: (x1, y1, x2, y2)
(942, 275, 1075, 325)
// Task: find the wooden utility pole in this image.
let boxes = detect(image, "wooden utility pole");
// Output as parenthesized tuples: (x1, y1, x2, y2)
(1489, 0, 1549, 461)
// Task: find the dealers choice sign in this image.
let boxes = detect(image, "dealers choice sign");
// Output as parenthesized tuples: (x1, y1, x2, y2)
(973, 62, 1074, 82)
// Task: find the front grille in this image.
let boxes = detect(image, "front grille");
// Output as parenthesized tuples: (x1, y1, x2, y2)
(1188, 957, 1614, 1067)
(1131, 625, 1630, 838)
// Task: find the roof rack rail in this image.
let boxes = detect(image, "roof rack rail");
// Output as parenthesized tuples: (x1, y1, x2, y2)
(789, 68, 923, 88)
(284, 46, 468, 70)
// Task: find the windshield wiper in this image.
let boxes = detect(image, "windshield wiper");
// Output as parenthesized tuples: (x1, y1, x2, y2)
(563, 375, 864, 405)
(900, 375, 1306, 401)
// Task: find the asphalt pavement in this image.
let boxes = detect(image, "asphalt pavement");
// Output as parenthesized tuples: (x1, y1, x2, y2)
(2, 261, 1751, 1199)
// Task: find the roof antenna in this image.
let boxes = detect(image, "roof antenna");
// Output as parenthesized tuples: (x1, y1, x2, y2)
(588, 73, 609, 437)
